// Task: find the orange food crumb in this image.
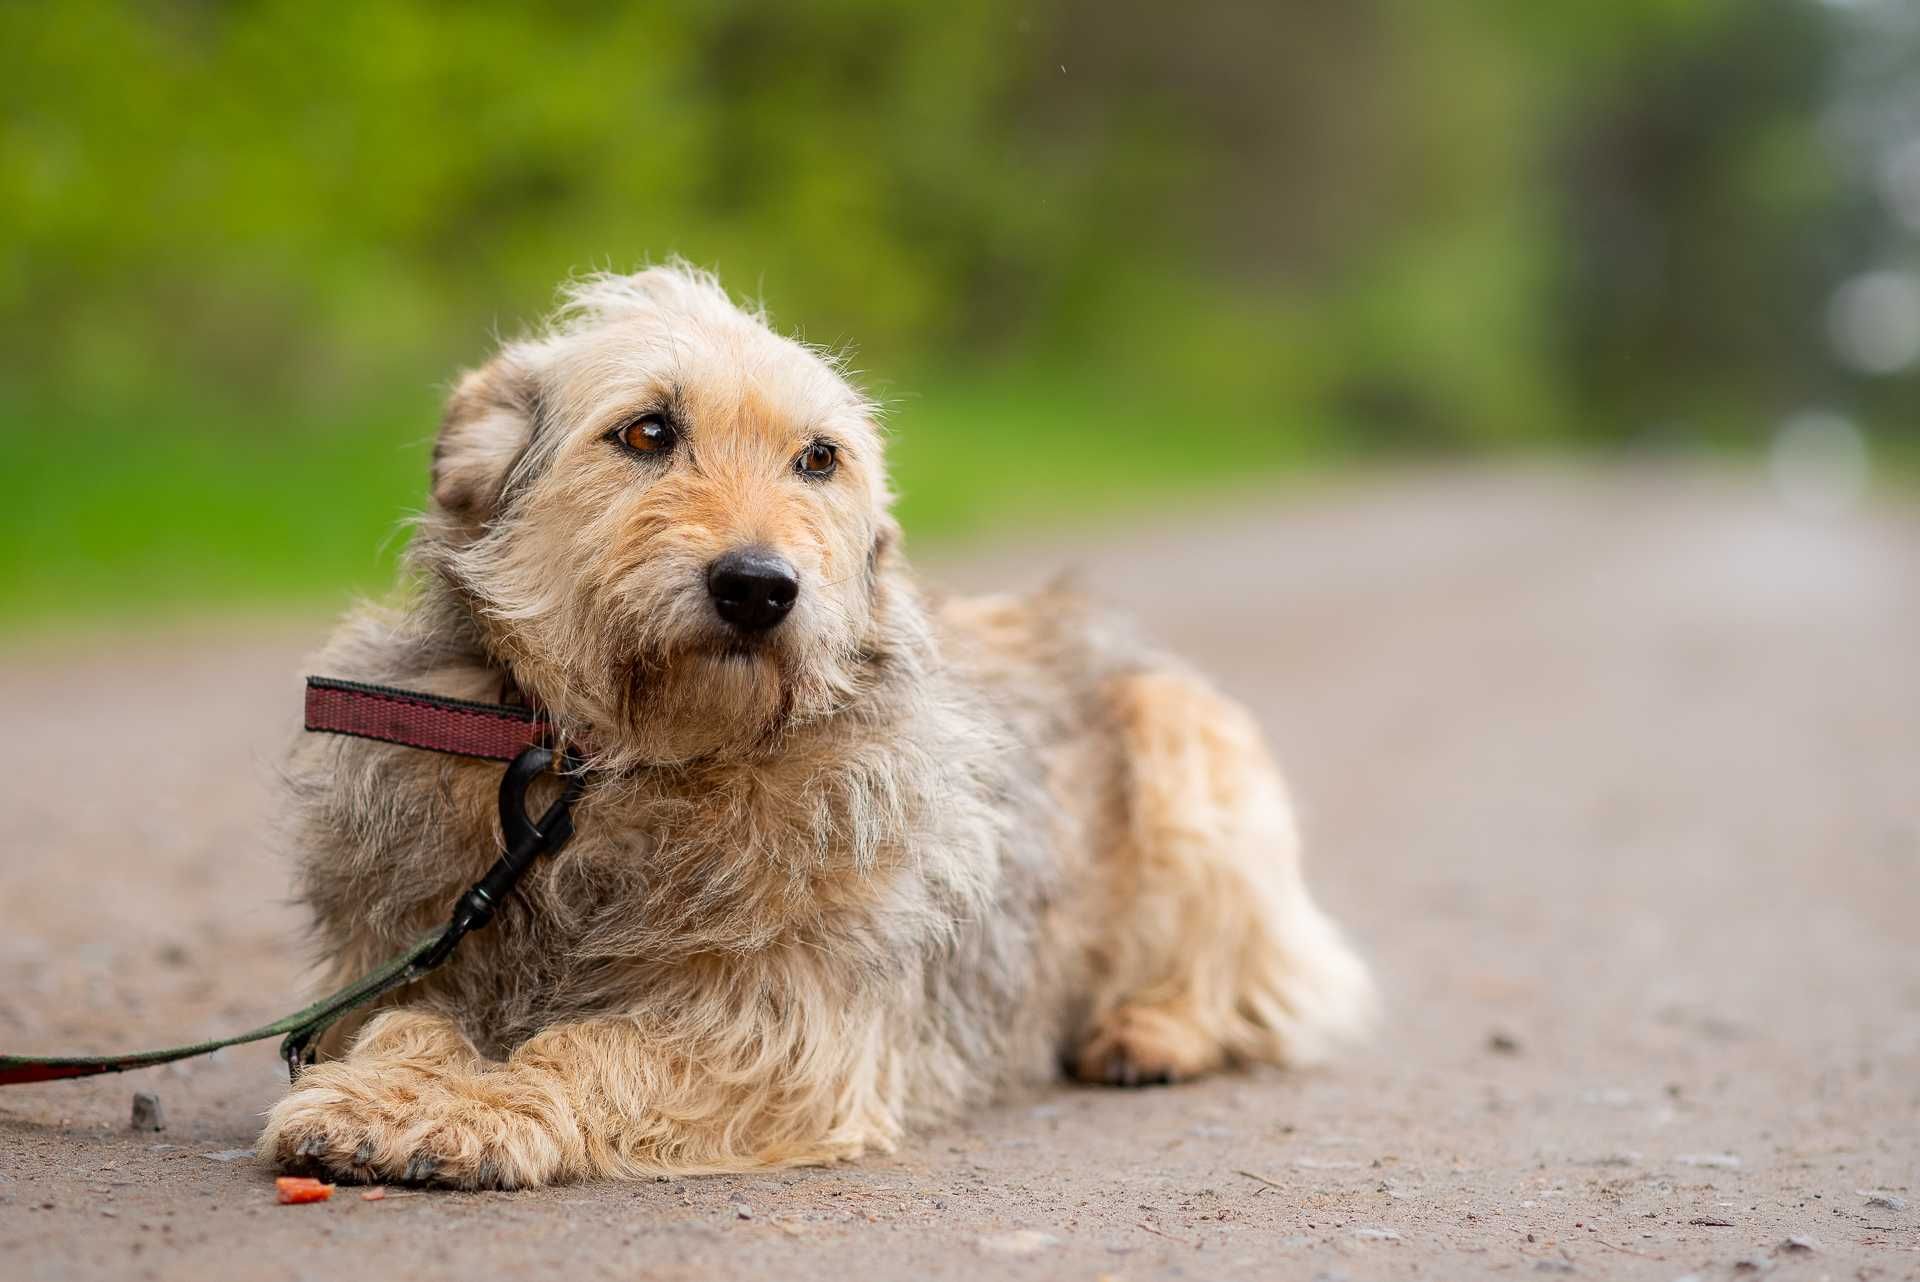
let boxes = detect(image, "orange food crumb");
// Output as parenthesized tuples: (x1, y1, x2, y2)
(275, 1176, 335, 1205)
(361, 1186, 388, 1202)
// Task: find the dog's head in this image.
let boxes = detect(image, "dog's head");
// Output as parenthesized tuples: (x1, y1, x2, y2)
(419, 265, 908, 765)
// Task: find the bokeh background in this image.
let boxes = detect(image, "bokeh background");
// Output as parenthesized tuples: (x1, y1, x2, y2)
(4, 0, 1916, 629)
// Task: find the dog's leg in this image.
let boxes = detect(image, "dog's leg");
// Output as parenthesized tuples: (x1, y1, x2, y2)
(260, 996, 902, 1187)
(1073, 671, 1374, 1087)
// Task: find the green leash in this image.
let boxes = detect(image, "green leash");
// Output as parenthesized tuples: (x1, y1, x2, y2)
(0, 931, 443, 1086)
(0, 739, 582, 1089)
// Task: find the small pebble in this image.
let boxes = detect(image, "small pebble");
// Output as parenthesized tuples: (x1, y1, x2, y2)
(1863, 1192, 1907, 1211)
(1487, 1030, 1522, 1055)
(128, 1093, 164, 1132)
(1777, 1235, 1817, 1253)
(731, 1201, 753, 1220)
(1689, 1216, 1733, 1227)
(1352, 1226, 1400, 1241)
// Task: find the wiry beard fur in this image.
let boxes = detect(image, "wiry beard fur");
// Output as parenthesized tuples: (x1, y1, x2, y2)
(416, 503, 894, 769)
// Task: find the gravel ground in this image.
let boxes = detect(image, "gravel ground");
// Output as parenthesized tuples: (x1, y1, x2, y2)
(1, 467, 1916, 1281)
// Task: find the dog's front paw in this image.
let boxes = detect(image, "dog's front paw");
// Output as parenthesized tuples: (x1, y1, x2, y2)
(259, 1059, 580, 1189)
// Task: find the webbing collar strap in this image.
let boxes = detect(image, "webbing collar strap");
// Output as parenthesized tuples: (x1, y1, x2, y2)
(0, 677, 585, 1089)
(304, 675, 591, 761)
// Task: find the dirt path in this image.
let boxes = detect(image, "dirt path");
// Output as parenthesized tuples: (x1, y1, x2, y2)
(2, 468, 1916, 1281)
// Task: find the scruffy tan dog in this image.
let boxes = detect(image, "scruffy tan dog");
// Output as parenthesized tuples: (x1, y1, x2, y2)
(259, 265, 1374, 1187)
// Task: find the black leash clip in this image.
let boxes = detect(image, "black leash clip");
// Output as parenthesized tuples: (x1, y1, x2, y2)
(422, 742, 585, 968)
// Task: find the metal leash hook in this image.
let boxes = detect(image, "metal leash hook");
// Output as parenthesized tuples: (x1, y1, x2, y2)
(280, 743, 585, 1077)
(430, 742, 586, 960)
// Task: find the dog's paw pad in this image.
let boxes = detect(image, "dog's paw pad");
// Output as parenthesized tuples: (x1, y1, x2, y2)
(400, 1153, 441, 1184)
(1108, 1052, 1175, 1088)
(1090, 1045, 1178, 1088)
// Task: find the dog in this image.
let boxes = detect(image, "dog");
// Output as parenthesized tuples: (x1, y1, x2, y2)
(259, 264, 1374, 1187)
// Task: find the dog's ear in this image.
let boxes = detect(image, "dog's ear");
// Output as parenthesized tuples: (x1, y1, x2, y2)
(430, 353, 539, 537)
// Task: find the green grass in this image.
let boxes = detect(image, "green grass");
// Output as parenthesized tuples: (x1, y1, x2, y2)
(0, 371, 1337, 632)
(4, 390, 441, 629)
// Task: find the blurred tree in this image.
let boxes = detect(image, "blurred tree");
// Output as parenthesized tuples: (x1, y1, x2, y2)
(1552, 0, 1844, 440)
(5, 0, 1905, 440)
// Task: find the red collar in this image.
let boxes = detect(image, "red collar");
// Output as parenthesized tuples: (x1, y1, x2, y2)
(304, 676, 573, 761)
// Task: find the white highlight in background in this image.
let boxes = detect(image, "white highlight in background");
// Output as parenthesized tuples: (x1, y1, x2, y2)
(1769, 410, 1870, 517)
(1827, 270, 1920, 375)
(1884, 139, 1920, 234)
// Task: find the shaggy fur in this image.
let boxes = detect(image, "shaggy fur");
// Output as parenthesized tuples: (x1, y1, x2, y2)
(259, 264, 1375, 1187)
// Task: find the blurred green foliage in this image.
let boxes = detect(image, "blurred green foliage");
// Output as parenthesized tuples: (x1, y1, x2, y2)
(1, 0, 1914, 626)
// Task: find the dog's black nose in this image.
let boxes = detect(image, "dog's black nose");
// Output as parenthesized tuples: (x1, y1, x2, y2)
(707, 547, 799, 632)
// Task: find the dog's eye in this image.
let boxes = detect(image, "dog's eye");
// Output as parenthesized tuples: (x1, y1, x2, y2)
(613, 414, 676, 455)
(796, 442, 837, 476)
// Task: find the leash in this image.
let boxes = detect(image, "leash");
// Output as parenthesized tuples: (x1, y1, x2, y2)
(0, 677, 586, 1088)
